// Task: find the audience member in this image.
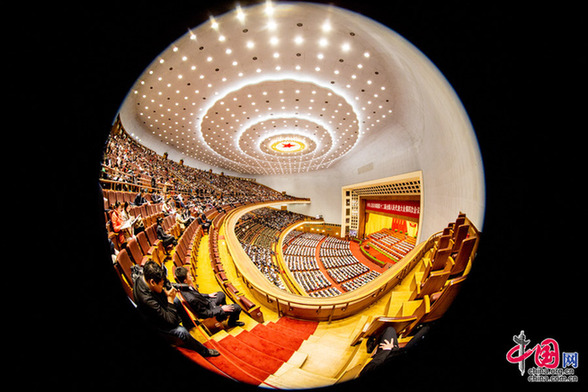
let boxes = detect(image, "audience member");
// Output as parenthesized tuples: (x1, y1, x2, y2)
(156, 217, 177, 248)
(173, 266, 244, 328)
(134, 190, 148, 206)
(133, 261, 219, 357)
(110, 201, 127, 245)
(359, 324, 430, 376)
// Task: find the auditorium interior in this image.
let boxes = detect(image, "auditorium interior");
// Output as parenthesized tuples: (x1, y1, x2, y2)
(98, 1, 486, 390)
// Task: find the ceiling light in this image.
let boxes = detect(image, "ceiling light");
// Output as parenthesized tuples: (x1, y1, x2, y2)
(321, 20, 331, 32)
(319, 38, 328, 47)
(342, 42, 351, 52)
(236, 6, 245, 21)
(294, 36, 304, 44)
(265, 0, 274, 16)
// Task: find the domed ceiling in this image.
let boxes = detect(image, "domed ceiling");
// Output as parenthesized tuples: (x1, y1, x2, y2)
(121, 2, 399, 175)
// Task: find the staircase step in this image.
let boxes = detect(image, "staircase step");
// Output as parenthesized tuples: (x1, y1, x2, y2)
(202, 341, 268, 385)
(234, 330, 295, 362)
(266, 321, 310, 341)
(216, 334, 285, 373)
(250, 323, 305, 351)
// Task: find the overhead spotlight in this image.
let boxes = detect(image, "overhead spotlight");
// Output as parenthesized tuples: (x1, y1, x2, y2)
(236, 5, 245, 22)
(265, 0, 274, 16)
(321, 20, 332, 32)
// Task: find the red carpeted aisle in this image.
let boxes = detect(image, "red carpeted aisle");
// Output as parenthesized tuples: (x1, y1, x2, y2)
(178, 317, 318, 386)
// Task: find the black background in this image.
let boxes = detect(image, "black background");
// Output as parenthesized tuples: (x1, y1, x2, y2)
(21, 0, 584, 390)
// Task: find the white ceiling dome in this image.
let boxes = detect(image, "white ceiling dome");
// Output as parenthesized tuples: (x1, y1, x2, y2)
(119, 2, 406, 175)
(118, 1, 485, 233)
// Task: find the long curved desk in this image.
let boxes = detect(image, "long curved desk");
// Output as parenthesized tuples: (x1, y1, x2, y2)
(222, 200, 433, 322)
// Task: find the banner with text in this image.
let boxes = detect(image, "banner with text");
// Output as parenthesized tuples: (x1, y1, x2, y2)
(365, 199, 420, 219)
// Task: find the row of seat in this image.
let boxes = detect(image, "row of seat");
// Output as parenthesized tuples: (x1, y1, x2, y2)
(368, 230, 415, 261)
(103, 189, 159, 209)
(341, 270, 381, 292)
(113, 218, 179, 298)
(351, 213, 479, 349)
(208, 212, 265, 324)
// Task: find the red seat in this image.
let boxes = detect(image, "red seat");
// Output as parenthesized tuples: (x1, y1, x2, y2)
(127, 238, 150, 265)
(115, 249, 134, 287)
(137, 231, 155, 256)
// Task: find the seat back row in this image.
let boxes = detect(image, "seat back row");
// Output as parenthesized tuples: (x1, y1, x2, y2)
(208, 213, 265, 323)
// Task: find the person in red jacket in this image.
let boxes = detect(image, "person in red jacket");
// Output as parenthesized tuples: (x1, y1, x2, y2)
(110, 202, 127, 245)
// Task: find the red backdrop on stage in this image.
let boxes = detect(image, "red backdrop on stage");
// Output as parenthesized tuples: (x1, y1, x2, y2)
(365, 199, 420, 219)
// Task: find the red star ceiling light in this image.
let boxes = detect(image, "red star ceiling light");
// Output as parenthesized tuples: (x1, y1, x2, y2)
(271, 140, 305, 153)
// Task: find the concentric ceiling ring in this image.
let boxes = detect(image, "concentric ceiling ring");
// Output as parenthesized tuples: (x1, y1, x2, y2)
(200, 79, 358, 172)
(127, 2, 397, 174)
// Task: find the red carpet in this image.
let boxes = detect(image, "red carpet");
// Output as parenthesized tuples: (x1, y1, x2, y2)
(276, 315, 318, 335)
(255, 322, 306, 349)
(235, 329, 295, 362)
(217, 334, 284, 373)
(177, 317, 319, 386)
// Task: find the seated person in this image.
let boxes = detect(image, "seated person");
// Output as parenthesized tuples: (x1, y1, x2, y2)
(156, 217, 177, 248)
(176, 207, 194, 231)
(173, 266, 244, 328)
(196, 214, 211, 234)
(134, 190, 148, 206)
(110, 201, 129, 246)
(359, 324, 431, 376)
(133, 260, 219, 357)
(151, 191, 163, 204)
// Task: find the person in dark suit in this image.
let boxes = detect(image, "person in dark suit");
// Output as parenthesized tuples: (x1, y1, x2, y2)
(133, 261, 219, 357)
(173, 266, 244, 328)
(196, 214, 210, 234)
(134, 190, 148, 206)
(155, 216, 177, 248)
(359, 324, 431, 376)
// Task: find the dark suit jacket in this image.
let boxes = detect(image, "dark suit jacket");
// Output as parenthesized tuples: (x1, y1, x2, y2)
(175, 285, 223, 320)
(133, 275, 180, 331)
